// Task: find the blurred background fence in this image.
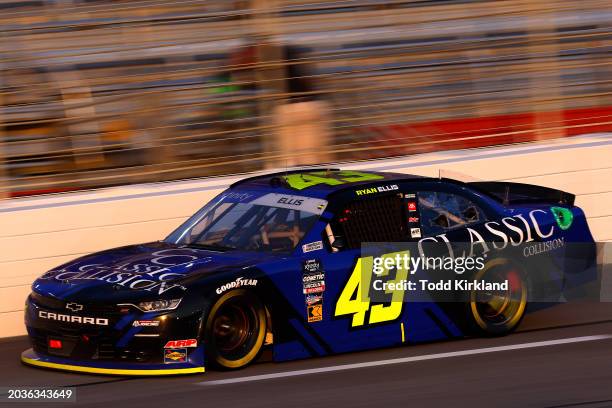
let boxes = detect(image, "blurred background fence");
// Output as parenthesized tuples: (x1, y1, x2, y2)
(0, 0, 611, 197)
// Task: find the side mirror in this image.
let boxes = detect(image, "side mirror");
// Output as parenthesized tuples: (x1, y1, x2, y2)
(331, 236, 345, 250)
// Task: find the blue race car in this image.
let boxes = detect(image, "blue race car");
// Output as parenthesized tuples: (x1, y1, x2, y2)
(22, 169, 597, 375)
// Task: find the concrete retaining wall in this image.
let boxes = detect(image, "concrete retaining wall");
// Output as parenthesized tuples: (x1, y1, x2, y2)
(2, 133, 611, 337)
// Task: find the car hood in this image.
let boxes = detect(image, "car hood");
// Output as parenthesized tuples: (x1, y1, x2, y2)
(32, 241, 276, 302)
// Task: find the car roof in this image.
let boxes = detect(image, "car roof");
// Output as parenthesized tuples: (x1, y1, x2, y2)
(229, 168, 434, 199)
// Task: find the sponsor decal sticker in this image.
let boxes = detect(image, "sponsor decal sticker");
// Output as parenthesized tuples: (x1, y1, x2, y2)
(38, 310, 109, 326)
(164, 339, 197, 348)
(223, 192, 254, 202)
(355, 184, 399, 196)
(408, 217, 419, 223)
(215, 277, 258, 295)
(251, 193, 327, 214)
(164, 348, 187, 363)
(410, 228, 422, 238)
(306, 294, 323, 305)
(303, 271, 325, 294)
(307, 304, 323, 322)
(405, 193, 416, 198)
(407, 202, 417, 212)
(303, 259, 322, 273)
(303, 260, 325, 321)
(416, 209, 559, 258)
(133, 320, 160, 327)
(39, 248, 196, 295)
(304, 285, 326, 294)
(523, 237, 565, 257)
(551, 206, 574, 230)
(302, 241, 324, 253)
(277, 196, 304, 206)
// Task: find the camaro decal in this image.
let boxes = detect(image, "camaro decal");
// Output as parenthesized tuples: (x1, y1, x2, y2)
(38, 311, 109, 326)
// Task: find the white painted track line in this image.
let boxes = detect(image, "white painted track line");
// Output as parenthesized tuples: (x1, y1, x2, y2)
(198, 335, 612, 386)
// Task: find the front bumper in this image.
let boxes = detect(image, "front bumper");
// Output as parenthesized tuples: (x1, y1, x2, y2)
(21, 348, 204, 376)
(23, 293, 206, 375)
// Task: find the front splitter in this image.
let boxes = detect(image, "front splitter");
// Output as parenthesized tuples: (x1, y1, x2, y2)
(21, 348, 205, 376)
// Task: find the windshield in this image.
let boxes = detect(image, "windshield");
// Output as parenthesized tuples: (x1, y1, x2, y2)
(166, 192, 326, 253)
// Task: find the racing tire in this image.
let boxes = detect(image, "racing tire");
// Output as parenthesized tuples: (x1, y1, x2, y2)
(205, 289, 267, 370)
(465, 258, 528, 336)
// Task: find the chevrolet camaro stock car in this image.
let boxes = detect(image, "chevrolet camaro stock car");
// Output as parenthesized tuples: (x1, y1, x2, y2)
(22, 169, 597, 375)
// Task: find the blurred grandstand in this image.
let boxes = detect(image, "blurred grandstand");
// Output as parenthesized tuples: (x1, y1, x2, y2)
(0, 0, 610, 197)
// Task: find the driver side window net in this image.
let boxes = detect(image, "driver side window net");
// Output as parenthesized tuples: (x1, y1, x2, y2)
(418, 191, 484, 236)
(332, 195, 405, 250)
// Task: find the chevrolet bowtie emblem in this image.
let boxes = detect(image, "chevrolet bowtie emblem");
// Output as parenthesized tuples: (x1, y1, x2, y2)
(66, 302, 83, 312)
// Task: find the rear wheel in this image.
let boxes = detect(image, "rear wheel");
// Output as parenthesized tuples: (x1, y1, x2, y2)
(466, 258, 527, 336)
(205, 290, 267, 369)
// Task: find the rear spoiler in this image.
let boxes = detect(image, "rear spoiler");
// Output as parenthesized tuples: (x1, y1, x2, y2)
(468, 181, 575, 207)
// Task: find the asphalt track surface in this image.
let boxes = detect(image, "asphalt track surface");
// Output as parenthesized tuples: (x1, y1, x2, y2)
(1, 302, 612, 408)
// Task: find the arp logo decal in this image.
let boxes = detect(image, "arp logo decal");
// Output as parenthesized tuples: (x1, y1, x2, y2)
(164, 348, 187, 363)
(164, 339, 197, 348)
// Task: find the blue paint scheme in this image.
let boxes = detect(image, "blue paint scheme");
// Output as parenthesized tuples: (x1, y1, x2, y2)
(23, 169, 597, 373)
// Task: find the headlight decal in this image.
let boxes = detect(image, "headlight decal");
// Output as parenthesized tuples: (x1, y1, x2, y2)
(118, 298, 182, 313)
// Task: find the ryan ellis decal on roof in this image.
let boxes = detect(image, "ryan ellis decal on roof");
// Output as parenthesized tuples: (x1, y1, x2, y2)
(355, 184, 399, 196)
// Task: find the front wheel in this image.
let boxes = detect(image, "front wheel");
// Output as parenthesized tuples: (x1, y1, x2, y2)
(205, 289, 267, 370)
(466, 258, 528, 336)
